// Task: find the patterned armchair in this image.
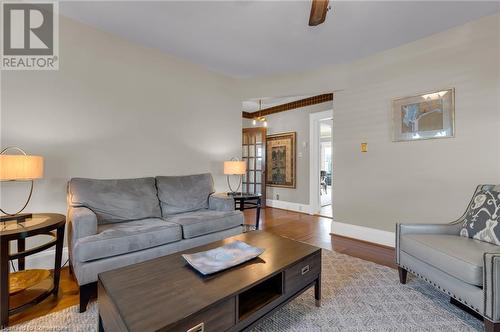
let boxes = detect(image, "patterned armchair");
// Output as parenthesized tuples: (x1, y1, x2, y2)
(396, 185, 500, 332)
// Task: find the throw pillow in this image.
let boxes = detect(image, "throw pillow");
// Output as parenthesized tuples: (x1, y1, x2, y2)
(460, 190, 500, 245)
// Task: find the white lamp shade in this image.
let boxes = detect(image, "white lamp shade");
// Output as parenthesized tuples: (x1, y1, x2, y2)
(0, 155, 44, 181)
(224, 161, 246, 175)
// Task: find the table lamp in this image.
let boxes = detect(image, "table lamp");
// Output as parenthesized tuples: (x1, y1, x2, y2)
(0, 147, 44, 222)
(224, 159, 246, 196)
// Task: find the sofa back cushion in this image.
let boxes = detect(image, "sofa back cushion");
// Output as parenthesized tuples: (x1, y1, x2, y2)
(460, 186, 500, 246)
(68, 177, 161, 224)
(156, 174, 214, 216)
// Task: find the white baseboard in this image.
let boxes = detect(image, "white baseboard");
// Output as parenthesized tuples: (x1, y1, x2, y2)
(266, 199, 314, 215)
(10, 247, 69, 271)
(331, 221, 395, 248)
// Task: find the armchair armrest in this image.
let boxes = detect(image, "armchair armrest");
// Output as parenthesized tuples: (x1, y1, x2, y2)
(397, 223, 462, 236)
(396, 222, 462, 264)
(68, 206, 98, 243)
(209, 194, 235, 212)
(484, 253, 500, 322)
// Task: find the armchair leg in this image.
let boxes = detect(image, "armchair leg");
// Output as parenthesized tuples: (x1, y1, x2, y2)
(398, 267, 408, 284)
(79, 282, 97, 313)
(485, 318, 500, 332)
(450, 298, 484, 321)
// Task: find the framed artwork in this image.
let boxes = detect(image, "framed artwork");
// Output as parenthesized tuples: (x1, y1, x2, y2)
(393, 88, 455, 142)
(266, 132, 296, 188)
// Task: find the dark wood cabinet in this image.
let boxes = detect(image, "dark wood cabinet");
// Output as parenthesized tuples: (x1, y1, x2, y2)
(168, 298, 235, 332)
(285, 252, 322, 294)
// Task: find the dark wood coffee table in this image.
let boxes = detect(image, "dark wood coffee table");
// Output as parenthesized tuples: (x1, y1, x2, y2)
(98, 231, 321, 332)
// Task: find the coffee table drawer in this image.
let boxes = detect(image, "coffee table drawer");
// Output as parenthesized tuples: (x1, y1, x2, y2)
(167, 297, 235, 332)
(285, 252, 321, 293)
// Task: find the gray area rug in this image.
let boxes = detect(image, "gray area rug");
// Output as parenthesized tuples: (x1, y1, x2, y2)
(2, 249, 483, 331)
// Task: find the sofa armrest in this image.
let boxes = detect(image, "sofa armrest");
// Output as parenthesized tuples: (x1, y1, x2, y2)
(484, 253, 500, 322)
(209, 194, 235, 212)
(396, 222, 462, 264)
(68, 206, 98, 242)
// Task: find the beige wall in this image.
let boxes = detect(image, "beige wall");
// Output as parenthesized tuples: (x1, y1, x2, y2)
(0, 16, 242, 219)
(1, 11, 499, 240)
(239, 13, 500, 232)
(243, 101, 333, 205)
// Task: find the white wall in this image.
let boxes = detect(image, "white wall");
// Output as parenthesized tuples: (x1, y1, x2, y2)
(0, 16, 242, 218)
(239, 13, 500, 232)
(242, 101, 332, 205)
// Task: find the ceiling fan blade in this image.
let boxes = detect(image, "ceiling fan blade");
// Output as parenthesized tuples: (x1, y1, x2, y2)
(309, 0, 329, 26)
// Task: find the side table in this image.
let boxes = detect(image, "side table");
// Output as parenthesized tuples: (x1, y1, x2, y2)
(0, 213, 65, 328)
(230, 194, 262, 230)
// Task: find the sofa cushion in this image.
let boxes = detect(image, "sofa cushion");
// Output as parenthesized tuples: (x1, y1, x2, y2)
(165, 209, 243, 239)
(460, 188, 500, 245)
(74, 218, 181, 262)
(401, 234, 500, 286)
(156, 174, 215, 216)
(68, 177, 161, 224)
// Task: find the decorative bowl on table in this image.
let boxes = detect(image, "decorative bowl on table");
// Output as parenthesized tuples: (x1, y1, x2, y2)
(182, 240, 265, 275)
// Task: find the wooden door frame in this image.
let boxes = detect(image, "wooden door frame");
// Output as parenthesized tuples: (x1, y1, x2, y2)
(242, 127, 267, 207)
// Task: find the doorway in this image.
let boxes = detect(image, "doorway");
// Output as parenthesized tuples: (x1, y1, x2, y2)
(242, 127, 267, 206)
(319, 119, 333, 217)
(309, 110, 333, 217)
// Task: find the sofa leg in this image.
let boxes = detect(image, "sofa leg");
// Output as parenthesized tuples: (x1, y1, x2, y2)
(79, 282, 97, 313)
(485, 318, 500, 332)
(398, 267, 407, 284)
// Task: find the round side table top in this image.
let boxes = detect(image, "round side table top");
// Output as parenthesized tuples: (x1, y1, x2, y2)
(0, 213, 65, 239)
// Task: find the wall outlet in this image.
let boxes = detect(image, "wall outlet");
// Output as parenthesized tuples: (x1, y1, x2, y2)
(276, 194, 280, 200)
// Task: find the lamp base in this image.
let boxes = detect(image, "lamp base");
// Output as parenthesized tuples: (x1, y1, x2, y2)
(0, 213, 32, 223)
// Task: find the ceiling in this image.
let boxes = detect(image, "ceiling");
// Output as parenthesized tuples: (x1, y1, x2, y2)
(60, 1, 500, 78)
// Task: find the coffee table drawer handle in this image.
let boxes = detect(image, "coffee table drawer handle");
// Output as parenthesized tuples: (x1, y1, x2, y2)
(186, 322, 204, 332)
(301, 265, 310, 275)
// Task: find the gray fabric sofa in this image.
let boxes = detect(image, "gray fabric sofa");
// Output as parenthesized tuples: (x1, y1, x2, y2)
(396, 185, 500, 331)
(67, 174, 243, 312)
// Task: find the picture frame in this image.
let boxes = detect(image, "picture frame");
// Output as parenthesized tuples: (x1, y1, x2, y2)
(266, 132, 296, 188)
(393, 88, 455, 142)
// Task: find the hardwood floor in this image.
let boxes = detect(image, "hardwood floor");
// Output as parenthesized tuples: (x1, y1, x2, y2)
(331, 234, 396, 269)
(9, 266, 79, 326)
(8, 207, 395, 327)
(245, 207, 395, 269)
(245, 207, 334, 251)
